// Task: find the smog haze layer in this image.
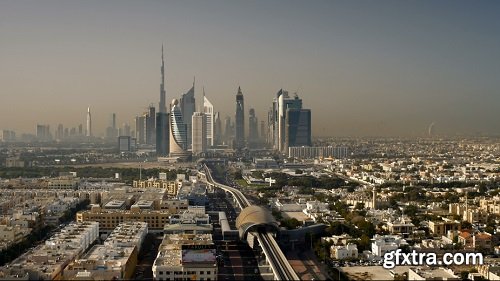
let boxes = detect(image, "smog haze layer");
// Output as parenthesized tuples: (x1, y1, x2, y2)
(1, 0, 499, 137)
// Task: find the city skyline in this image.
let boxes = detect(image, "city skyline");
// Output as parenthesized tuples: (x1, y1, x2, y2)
(1, 1, 500, 137)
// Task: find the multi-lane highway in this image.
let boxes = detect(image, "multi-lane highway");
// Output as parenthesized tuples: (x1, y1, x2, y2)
(201, 164, 300, 280)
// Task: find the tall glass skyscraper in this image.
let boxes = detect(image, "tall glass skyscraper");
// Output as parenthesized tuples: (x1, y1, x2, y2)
(285, 108, 311, 151)
(203, 89, 214, 147)
(145, 106, 156, 145)
(268, 89, 311, 152)
(235, 86, 245, 150)
(156, 45, 169, 156)
(179, 80, 195, 149)
(169, 99, 190, 159)
(192, 112, 207, 155)
(248, 108, 259, 145)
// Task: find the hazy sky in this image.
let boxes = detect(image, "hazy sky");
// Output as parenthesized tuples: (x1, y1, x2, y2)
(1, 0, 499, 137)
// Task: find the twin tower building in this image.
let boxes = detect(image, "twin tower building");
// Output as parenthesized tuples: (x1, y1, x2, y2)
(155, 46, 311, 160)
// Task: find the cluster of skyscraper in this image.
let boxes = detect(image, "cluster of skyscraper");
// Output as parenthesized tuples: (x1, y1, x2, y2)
(8, 46, 312, 155)
(267, 89, 312, 153)
(132, 46, 223, 160)
(128, 46, 312, 159)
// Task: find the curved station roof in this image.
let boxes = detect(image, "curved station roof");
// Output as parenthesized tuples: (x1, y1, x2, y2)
(235, 205, 279, 240)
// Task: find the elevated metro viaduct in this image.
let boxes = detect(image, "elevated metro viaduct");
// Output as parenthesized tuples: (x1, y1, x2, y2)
(235, 205, 280, 240)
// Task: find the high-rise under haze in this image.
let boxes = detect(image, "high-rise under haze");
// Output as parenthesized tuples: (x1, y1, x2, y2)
(106, 113, 118, 140)
(234, 87, 245, 150)
(285, 108, 312, 151)
(86, 107, 92, 137)
(191, 112, 207, 155)
(145, 106, 156, 145)
(36, 124, 51, 141)
(156, 45, 169, 156)
(224, 116, 233, 146)
(135, 115, 145, 144)
(179, 79, 195, 149)
(203, 88, 214, 147)
(169, 99, 190, 160)
(248, 108, 258, 147)
(269, 89, 303, 152)
(214, 112, 222, 146)
(159, 45, 167, 114)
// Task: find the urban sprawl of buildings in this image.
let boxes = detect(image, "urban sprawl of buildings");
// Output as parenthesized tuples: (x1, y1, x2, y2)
(0, 46, 499, 281)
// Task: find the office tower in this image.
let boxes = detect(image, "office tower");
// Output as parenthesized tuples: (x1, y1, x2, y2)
(269, 89, 303, 152)
(248, 108, 258, 146)
(203, 88, 214, 147)
(234, 86, 245, 150)
(118, 136, 132, 152)
(179, 79, 195, 148)
(157, 45, 170, 156)
(64, 128, 69, 139)
(192, 112, 207, 155)
(36, 124, 51, 141)
(106, 113, 118, 140)
(86, 107, 92, 137)
(146, 106, 156, 145)
(260, 120, 265, 143)
(224, 116, 233, 145)
(78, 124, 83, 136)
(121, 123, 131, 137)
(214, 112, 222, 146)
(284, 108, 311, 151)
(70, 127, 76, 137)
(156, 113, 169, 156)
(56, 124, 64, 140)
(135, 116, 145, 144)
(169, 99, 190, 159)
(0, 130, 16, 142)
(111, 113, 116, 131)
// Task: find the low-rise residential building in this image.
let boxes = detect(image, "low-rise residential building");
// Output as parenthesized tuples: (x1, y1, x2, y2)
(385, 218, 415, 234)
(153, 233, 217, 281)
(371, 234, 407, 259)
(0, 222, 99, 280)
(64, 222, 147, 280)
(76, 204, 173, 234)
(132, 180, 179, 196)
(458, 231, 492, 250)
(164, 206, 213, 235)
(321, 234, 353, 246)
(47, 176, 80, 189)
(428, 219, 461, 236)
(330, 243, 358, 260)
(0, 225, 31, 250)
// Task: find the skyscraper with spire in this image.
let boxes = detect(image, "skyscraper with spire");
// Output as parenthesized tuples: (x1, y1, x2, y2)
(235, 86, 245, 150)
(156, 45, 169, 156)
(159, 45, 167, 114)
(86, 107, 92, 137)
